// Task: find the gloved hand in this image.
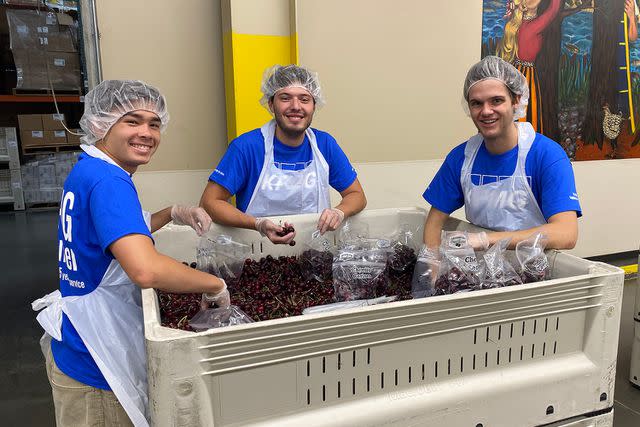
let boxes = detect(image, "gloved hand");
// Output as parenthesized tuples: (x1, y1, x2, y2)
(317, 208, 345, 234)
(171, 205, 212, 236)
(201, 280, 230, 310)
(468, 232, 490, 250)
(410, 245, 440, 298)
(254, 218, 296, 245)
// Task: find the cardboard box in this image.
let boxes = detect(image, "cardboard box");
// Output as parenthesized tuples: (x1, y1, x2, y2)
(42, 113, 66, 130)
(43, 28, 76, 53)
(66, 129, 81, 145)
(4, 0, 42, 7)
(6, 10, 59, 51)
(6, 9, 75, 52)
(46, 52, 81, 90)
(13, 49, 81, 91)
(20, 130, 45, 147)
(13, 49, 48, 90)
(44, 130, 68, 145)
(18, 115, 43, 131)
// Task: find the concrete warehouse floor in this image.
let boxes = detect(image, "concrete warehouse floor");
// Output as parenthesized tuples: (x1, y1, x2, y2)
(0, 210, 638, 426)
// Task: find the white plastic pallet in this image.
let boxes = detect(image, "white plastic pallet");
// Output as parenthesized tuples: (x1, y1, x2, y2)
(630, 252, 640, 388)
(143, 208, 624, 427)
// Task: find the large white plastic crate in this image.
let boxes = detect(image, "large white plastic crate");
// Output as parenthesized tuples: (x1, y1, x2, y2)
(143, 207, 624, 427)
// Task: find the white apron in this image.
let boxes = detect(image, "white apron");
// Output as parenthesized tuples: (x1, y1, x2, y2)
(245, 120, 331, 217)
(32, 144, 151, 427)
(461, 122, 546, 232)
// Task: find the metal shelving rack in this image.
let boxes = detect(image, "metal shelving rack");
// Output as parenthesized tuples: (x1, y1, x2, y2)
(0, 127, 24, 210)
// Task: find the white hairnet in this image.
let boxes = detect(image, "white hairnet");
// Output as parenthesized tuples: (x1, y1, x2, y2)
(79, 80, 170, 145)
(462, 56, 529, 120)
(260, 64, 325, 110)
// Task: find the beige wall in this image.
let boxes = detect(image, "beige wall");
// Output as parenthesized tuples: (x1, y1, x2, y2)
(95, 0, 228, 173)
(298, 0, 481, 162)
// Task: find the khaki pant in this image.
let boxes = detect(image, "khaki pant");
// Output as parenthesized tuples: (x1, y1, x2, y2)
(44, 343, 134, 427)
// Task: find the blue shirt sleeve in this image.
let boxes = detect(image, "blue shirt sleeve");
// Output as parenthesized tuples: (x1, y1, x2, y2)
(423, 144, 466, 214)
(316, 130, 357, 192)
(534, 152, 582, 220)
(208, 141, 250, 196)
(89, 176, 151, 253)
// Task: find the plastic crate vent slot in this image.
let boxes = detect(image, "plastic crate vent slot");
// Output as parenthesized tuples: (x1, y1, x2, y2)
(466, 317, 561, 372)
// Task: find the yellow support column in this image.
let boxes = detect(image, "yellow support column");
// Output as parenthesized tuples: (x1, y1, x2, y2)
(221, 0, 298, 142)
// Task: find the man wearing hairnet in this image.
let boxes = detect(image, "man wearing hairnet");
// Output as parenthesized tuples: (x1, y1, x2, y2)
(32, 80, 229, 427)
(200, 64, 366, 243)
(418, 56, 581, 276)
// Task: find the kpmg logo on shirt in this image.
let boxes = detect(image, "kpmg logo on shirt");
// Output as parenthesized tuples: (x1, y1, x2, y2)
(59, 191, 80, 274)
(261, 172, 318, 191)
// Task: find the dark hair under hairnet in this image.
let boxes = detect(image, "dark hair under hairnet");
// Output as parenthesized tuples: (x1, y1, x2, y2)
(462, 56, 529, 119)
(79, 80, 170, 145)
(260, 64, 325, 110)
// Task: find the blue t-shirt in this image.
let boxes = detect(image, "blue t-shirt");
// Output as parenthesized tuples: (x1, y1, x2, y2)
(424, 133, 582, 221)
(51, 152, 151, 390)
(209, 128, 357, 212)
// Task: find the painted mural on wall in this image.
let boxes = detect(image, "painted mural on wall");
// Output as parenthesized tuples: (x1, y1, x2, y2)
(482, 0, 640, 160)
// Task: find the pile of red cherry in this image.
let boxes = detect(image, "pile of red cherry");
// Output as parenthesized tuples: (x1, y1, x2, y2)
(158, 243, 418, 330)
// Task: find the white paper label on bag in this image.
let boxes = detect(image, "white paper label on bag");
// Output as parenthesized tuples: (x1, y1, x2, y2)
(17, 25, 28, 35)
(32, 131, 44, 138)
(46, 13, 56, 25)
(53, 114, 64, 121)
(54, 59, 65, 67)
(8, 141, 17, 149)
(54, 131, 66, 138)
(12, 182, 22, 190)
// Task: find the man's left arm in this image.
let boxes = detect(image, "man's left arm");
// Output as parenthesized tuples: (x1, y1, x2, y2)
(485, 211, 578, 249)
(317, 178, 367, 234)
(150, 207, 172, 233)
(150, 205, 212, 235)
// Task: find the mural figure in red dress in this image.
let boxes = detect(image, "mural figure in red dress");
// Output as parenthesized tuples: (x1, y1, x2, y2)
(496, 0, 562, 133)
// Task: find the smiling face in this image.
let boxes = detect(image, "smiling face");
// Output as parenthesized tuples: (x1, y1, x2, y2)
(269, 86, 315, 143)
(467, 79, 520, 142)
(96, 109, 161, 174)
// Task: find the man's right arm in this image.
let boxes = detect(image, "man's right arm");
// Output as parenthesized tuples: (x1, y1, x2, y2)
(423, 206, 450, 249)
(200, 181, 258, 230)
(199, 182, 295, 244)
(110, 233, 226, 294)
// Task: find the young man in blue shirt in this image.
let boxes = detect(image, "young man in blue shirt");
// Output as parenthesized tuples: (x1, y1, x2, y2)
(200, 65, 367, 244)
(33, 80, 229, 426)
(422, 56, 582, 252)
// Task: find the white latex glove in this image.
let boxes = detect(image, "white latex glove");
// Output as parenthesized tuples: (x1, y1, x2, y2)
(317, 208, 345, 235)
(254, 218, 296, 245)
(468, 232, 490, 251)
(411, 245, 440, 298)
(201, 280, 230, 310)
(171, 205, 212, 236)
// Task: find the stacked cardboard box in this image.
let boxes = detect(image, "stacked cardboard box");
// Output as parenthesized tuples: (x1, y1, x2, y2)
(0, 128, 25, 210)
(17, 113, 76, 149)
(21, 151, 79, 205)
(7, 9, 80, 91)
